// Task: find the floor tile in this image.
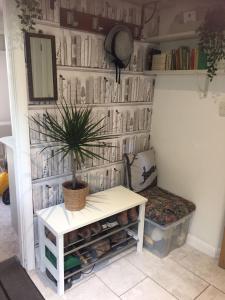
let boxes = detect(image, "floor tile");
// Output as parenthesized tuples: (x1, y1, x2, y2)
(29, 270, 97, 299)
(121, 277, 176, 300)
(197, 286, 225, 300)
(48, 276, 119, 300)
(177, 248, 225, 293)
(93, 247, 136, 273)
(96, 257, 146, 296)
(29, 270, 57, 299)
(0, 200, 19, 262)
(168, 244, 195, 262)
(107, 246, 136, 264)
(126, 249, 208, 300)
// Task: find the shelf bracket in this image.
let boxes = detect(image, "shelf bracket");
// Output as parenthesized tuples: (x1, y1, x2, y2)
(203, 75, 210, 98)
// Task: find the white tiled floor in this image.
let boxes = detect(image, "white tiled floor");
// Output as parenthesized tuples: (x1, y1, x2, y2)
(29, 244, 225, 300)
(0, 192, 224, 299)
(0, 198, 19, 262)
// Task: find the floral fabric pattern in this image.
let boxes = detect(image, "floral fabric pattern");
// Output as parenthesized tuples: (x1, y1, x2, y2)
(139, 186, 196, 226)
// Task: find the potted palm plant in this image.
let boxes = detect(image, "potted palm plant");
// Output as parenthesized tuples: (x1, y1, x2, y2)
(197, 6, 225, 81)
(30, 102, 113, 211)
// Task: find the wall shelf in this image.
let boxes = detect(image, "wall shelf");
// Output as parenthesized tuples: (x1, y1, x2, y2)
(57, 65, 154, 76)
(144, 70, 206, 76)
(144, 70, 225, 76)
(146, 31, 197, 43)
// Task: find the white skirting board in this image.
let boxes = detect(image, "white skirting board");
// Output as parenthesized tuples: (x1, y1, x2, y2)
(187, 234, 220, 258)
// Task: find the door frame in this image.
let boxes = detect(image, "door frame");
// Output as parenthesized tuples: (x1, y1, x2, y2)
(2, 0, 35, 270)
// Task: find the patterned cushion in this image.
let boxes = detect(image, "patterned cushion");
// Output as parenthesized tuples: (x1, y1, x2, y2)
(139, 186, 196, 226)
(124, 149, 157, 192)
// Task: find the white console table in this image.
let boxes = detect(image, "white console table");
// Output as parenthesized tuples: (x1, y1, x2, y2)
(37, 185, 147, 295)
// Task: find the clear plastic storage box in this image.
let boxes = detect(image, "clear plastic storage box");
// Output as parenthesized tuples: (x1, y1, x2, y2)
(144, 213, 193, 258)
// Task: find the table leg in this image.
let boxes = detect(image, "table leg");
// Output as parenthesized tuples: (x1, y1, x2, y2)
(137, 203, 145, 253)
(56, 234, 64, 296)
(38, 219, 45, 273)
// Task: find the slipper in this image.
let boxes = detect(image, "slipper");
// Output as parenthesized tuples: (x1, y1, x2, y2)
(117, 210, 128, 226)
(89, 222, 102, 235)
(128, 207, 138, 222)
(78, 226, 92, 241)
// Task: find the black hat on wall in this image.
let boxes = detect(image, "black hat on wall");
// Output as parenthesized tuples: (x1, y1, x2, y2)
(104, 25, 134, 83)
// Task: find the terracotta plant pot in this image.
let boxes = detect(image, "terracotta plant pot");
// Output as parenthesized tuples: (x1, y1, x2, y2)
(63, 180, 89, 211)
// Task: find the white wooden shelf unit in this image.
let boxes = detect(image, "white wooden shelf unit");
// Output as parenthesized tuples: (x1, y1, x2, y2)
(144, 31, 225, 77)
(37, 186, 147, 295)
(144, 70, 225, 76)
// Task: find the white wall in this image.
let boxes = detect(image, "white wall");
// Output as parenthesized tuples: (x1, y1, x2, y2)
(151, 75, 225, 256)
(0, 12, 3, 34)
(150, 0, 225, 258)
(0, 52, 10, 118)
(0, 12, 11, 138)
(158, 0, 224, 36)
(0, 51, 11, 137)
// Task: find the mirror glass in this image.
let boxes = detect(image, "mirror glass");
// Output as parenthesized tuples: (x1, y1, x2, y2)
(26, 33, 57, 101)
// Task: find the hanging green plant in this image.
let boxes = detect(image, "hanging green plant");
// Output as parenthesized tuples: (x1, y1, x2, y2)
(197, 6, 225, 81)
(15, 0, 42, 32)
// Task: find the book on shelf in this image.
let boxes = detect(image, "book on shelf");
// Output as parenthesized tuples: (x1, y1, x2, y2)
(152, 53, 167, 71)
(151, 47, 207, 71)
(147, 48, 161, 70)
(197, 49, 207, 70)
